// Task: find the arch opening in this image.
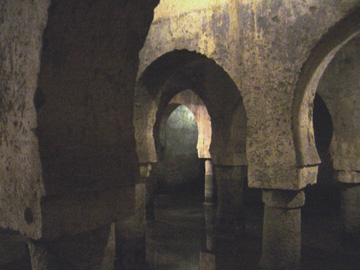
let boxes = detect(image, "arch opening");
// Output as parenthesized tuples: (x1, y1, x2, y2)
(135, 50, 248, 269)
(296, 11, 360, 268)
(134, 49, 247, 167)
(293, 8, 360, 169)
(152, 103, 204, 194)
(305, 93, 337, 208)
(294, 9, 360, 213)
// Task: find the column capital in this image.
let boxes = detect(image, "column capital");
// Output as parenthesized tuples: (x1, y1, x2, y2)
(262, 190, 305, 209)
(139, 163, 152, 179)
(337, 170, 360, 184)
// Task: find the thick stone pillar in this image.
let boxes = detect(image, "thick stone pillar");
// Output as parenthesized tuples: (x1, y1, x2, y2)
(115, 163, 152, 269)
(341, 184, 360, 238)
(200, 251, 216, 270)
(214, 165, 246, 236)
(204, 160, 216, 205)
(260, 190, 305, 270)
(338, 171, 360, 240)
(0, 226, 30, 268)
(115, 183, 147, 269)
(145, 184, 155, 222)
(28, 225, 110, 270)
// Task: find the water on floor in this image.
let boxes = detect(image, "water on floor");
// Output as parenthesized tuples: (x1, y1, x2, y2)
(146, 188, 263, 270)
(145, 186, 360, 270)
(1, 186, 359, 269)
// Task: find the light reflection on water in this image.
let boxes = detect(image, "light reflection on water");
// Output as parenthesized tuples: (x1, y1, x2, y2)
(146, 191, 263, 270)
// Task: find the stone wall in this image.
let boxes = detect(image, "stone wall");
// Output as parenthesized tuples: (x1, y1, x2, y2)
(140, 0, 360, 190)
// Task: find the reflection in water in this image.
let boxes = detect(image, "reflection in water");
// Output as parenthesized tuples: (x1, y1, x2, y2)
(203, 205, 216, 252)
(146, 190, 263, 270)
(200, 205, 216, 270)
(146, 191, 204, 270)
(146, 187, 360, 270)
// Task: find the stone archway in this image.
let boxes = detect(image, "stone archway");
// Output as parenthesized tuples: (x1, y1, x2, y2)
(293, 8, 360, 170)
(293, 8, 360, 267)
(134, 50, 247, 207)
(306, 93, 336, 204)
(134, 49, 247, 168)
(153, 101, 202, 193)
(134, 49, 248, 267)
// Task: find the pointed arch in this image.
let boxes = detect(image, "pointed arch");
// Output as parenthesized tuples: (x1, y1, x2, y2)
(166, 89, 212, 159)
(154, 103, 183, 154)
(134, 49, 247, 166)
(293, 8, 360, 170)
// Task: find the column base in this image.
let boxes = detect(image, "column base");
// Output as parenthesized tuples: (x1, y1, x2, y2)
(28, 225, 110, 270)
(115, 236, 147, 270)
(203, 202, 216, 207)
(115, 183, 147, 269)
(145, 182, 156, 222)
(340, 183, 360, 243)
(0, 227, 29, 267)
(215, 212, 246, 239)
(200, 251, 216, 270)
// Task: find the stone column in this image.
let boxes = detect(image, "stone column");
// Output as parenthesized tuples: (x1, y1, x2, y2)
(0, 226, 30, 268)
(338, 171, 360, 241)
(115, 183, 147, 269)
(28, 225, 110, 270)
(200, 251, 216, 270)
(204, 159, 215, 205)
(115, 163, 152, 269)
(214, 165, 246, 236)
(140, 163, 155, 221)
(259, 190, 305, 270)
(204, 204, 216, 252)
(200, 204, 216, 270)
